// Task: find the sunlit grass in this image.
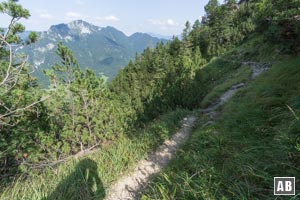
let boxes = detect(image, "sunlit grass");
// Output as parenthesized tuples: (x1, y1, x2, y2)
(200, 65, 252, 108)
(0, 109, 189, 200)
(141, 55, 300, 199)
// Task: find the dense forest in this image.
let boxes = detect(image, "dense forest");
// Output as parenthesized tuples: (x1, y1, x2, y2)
(0, 0, 299, 196)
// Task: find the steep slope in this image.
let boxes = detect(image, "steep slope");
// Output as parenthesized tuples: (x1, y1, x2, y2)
(106, 116, 197, 200)
(20, 20, 166, 84)
(3, 33, 298, 200)
(0, 109, 190, 200)
(105, 55, 272, 199)
(141, 37, 300, 199)
(106, 39, 278, 200)
(1, 0, 299, 199)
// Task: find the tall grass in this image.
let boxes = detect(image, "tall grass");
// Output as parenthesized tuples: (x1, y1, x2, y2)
(0, 109, 189, 200)
(200, 65, 252, 107)
(141, 57, 300, 199)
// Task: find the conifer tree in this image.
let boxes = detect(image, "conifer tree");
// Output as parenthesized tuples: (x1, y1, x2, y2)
(255, 0, 300, 52)
(194, 46, 206, 68)
(0, 0, 44, 173)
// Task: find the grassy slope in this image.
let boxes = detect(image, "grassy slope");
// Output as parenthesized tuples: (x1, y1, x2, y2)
(141, 38, 300, 199)
(0, 109, 189, 200)
(3, 35, 299, 200)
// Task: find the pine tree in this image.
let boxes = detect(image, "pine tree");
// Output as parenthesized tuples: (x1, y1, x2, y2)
(204, 0, 220, 26)
(194, 46, 206, 68)
(255, 0, 300, 52)
(0, 0, 44, 173)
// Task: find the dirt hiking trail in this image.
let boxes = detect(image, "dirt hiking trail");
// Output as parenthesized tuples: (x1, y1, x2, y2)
(105, 61, 271, 200)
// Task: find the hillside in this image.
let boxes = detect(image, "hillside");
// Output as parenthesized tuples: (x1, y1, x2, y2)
(2, 33, 299, 199)
(20, 20, 166, 84)
(141, 36, 300, 199)
(1, 0, 299, 199)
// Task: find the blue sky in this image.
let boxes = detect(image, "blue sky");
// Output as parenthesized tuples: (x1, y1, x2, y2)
(0, 0, 212, 36)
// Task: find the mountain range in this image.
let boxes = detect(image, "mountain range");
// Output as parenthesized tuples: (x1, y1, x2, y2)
(19, 20, 167, 84)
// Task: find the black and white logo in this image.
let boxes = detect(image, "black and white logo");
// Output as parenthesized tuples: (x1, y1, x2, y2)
(274, 177, 295, 195)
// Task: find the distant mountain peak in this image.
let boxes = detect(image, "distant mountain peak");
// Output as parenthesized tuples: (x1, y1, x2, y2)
(48, 20, 99, 37)
(129, 32, 153, 40)
(49, 23, 70, 36)
(22, 20, 167, 85)
(68, 20, 96, 35)
(130, 32, 148, 36)
(69, 19, 88, 25)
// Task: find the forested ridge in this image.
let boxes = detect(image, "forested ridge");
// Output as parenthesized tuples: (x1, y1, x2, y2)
(0, 0, 299, 198)
(110, 0, 300, 121)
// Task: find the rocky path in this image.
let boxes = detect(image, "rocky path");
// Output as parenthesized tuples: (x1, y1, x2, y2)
(203, 61, 271, 118)
(105, 61, 271, 200)
(105, 116, 197, 200)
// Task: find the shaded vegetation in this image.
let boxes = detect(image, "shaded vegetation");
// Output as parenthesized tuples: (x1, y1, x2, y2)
(46, 159, 105, 200)
(1, 0, 299, 199)
(0, 109, 189, 199)
(141, 53, 300, 200)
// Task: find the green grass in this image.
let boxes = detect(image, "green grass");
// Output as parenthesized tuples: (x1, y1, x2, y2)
(193, 37, 263, 108)
(141, 56, 300, 199)
(3, 35, 299, 200)
(200, 65, 252, 107)
(0, 109, 190, 200)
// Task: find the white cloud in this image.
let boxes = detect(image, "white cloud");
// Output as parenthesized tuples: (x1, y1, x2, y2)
(40, 13, 56, 20)
(97, 15, 120, 22)
(66, 12, 82, 18)
(37, 9, 56, 20)
(65, 12, 89, 20)
(148, 18, 180, 27)
(105, 15, 120, 22)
